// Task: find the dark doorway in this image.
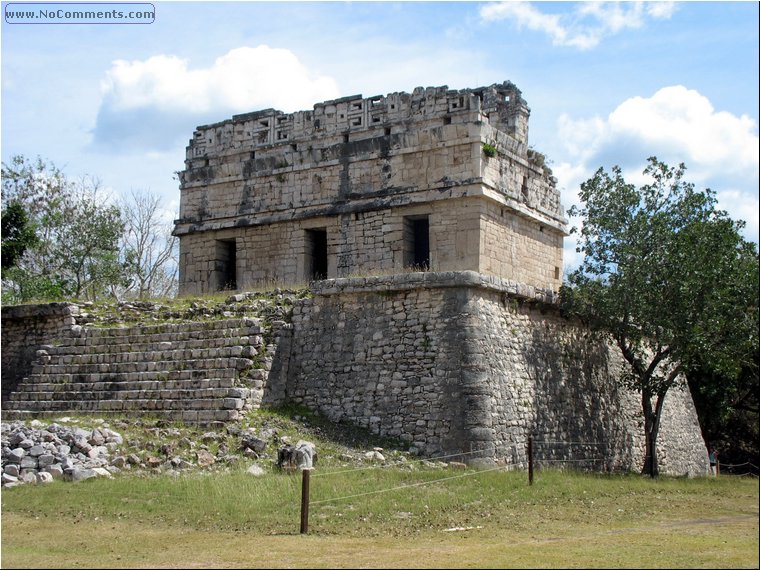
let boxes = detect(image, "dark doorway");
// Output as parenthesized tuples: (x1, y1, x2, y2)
(404, 216, 430, 270)
(215, 239, 237, 291)
(306, 229, 328, 280)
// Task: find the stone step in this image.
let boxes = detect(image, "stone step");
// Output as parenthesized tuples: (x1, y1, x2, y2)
(30, 357, 257, 376)
(84, 317, 261, 335)
(38, 344, 263, 365)
(17, 368, 243, 386)
(0, 408, 241, 424)
(43, 329, 264, 351)
(2, 396, 247, 412)
(6, 386, 248, 403)
(12, 375, 253, 393)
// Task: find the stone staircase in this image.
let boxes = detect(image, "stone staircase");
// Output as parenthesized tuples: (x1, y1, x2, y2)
(2, 317, 271, 424)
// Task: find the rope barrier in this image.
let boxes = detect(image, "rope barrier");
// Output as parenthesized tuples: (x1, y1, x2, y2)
(532, 440, 607, 446)
(719, 461, 758, 469)
(309, 464, 507, 506)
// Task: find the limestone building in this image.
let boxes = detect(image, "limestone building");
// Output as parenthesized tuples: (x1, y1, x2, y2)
(174, 82, 568, 295)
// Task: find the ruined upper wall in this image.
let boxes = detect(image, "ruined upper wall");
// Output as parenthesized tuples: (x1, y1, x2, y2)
(184, 81, 530, 161)
(175, 82, 565, 237)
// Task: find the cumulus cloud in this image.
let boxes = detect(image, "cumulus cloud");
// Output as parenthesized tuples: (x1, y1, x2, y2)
(480, 1, 676, 50)
(91, 45, 341, 151)
(554, 86, 759, 268)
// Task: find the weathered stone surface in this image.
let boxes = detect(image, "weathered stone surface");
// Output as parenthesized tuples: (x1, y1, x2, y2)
(35, 472, 54, 485)
(1, 473, 19, 485)
(43, 464, 64, 479)
(68, 468, 98, 482)
(7, 448, 24, 463)
(174, 82, 565, 296)
(196, 449, 216, 467)
(282, 273, 709, 476)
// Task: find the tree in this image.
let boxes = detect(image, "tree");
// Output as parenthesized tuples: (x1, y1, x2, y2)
(119, 189, 178, 300)
(58, 177, 126, 299)
(1, 155, 126, 303)
(561, 157, 759, 477)
(1, 201, 38, 270)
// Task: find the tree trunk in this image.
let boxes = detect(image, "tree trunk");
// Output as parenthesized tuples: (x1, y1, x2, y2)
(642, 390, 667, 478)
(642, 391, 659, 477)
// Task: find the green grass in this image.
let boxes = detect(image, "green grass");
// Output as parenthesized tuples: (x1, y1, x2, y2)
(2, 409, 758, 567)
(2, 466, 757, 568)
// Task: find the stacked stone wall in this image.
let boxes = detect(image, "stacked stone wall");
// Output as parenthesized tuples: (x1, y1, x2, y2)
(174, 82, 567, 295)
(1, 273, 709, 476)
(1, 303, 79, 403)
(464, 289, 707, 475)
(178, 197, 565, 296)
(480, 201, 564, 289)
(281, 272, 708, 476)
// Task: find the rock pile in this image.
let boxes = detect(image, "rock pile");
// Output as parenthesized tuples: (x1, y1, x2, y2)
(1, 418, 284, 488)
(1, 419, 122, 487)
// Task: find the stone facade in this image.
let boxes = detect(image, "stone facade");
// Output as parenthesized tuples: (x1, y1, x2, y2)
(174, 82, 566, 295)
(1, 274, 709, 476)
(278, 272, 707, 476)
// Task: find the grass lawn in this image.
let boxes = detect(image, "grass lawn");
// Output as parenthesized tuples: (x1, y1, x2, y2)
(2, 467, 757, 568)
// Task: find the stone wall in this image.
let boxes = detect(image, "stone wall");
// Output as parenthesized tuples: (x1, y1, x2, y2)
(174, 82, 568, 295)
(1, 303, 79, 403)
(1, 273, 709, 476)
(177, 196, 564, 296)
(279, 272, 708, 476)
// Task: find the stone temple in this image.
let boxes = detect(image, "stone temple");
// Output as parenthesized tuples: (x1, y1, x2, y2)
(173, 81, 567, 296)
(1, 82, 709, 477)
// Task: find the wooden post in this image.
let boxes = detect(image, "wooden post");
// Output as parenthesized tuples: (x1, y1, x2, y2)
(300, 468, 311, 534)
(528, 436, 534, 486)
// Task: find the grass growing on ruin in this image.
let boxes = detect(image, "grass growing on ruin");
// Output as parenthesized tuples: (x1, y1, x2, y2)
(2, 468, 758, 568)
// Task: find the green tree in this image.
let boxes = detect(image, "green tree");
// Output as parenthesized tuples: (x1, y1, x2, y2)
(1, 155, 126, 303)
(1, 201, 38, 270)
(561, 157, 759, 477)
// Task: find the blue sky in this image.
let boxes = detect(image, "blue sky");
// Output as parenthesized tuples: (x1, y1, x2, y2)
(2, 1, 758, 271)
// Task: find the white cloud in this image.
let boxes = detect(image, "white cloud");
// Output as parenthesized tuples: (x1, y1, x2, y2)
(480, 1, 676, 50)
(608, 86, 759, 175)
(554, 86, 760, 260)
(100, 45, 340, 114)
(558, 85, 759, 178)
(92, 45, 341, 151)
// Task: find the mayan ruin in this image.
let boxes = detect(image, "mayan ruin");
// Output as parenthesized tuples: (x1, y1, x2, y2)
(173, 82, 566, 295)
(1, 82, 709, 476)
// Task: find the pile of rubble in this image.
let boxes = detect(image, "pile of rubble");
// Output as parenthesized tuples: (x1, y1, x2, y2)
(1, 402, 424, 489)
(1, 419, 123, 487)
(0, 419, 281, 488)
